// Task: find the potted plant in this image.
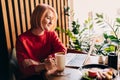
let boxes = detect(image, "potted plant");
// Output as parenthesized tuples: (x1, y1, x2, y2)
(56, 18, 94, 53)
(94, 13, 120, 56)
(57, 7, 120, 55)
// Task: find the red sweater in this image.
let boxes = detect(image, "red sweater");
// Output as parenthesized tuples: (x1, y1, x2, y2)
(16, 30, 67, 78)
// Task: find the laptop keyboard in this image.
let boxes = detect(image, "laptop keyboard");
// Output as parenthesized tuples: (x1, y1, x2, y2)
(65, 53, 87, 67)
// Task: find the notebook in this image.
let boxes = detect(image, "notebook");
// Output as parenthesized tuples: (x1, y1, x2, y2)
(65, 53, 88, 68)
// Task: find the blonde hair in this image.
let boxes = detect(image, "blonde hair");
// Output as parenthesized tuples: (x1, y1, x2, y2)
(30, 4, 57, 30)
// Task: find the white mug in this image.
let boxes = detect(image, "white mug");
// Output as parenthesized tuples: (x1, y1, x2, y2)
(55, 52, 65, 72)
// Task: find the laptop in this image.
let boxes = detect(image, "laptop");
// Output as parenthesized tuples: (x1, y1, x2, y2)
(65, 42, 94, 68)
(65, 53, 88, 68)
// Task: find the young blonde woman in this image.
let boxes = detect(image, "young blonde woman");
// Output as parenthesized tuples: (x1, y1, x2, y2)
(16, 4, 67, 80)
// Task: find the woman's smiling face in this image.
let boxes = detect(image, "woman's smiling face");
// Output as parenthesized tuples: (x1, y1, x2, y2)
(42, 10, 55, 31)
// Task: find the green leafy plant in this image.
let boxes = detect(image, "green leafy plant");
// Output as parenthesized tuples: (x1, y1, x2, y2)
(56, 17, 94, 52)
(67, 20, 89, 51)
(64, 6, 70, 16)
(58, 6, 120, 55)
(94, 13, 120, 55)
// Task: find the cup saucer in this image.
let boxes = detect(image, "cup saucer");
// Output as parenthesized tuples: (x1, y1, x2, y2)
(49, 70, 70, 76)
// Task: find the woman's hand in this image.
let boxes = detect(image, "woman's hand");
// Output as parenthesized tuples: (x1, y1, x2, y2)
(23, 59, 46, 73)
(22, 55, 57, 74)
(23, 59, 40, 68)
(44, 55, 57, 75)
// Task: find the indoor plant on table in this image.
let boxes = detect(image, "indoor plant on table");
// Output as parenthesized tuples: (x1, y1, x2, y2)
(56, 17, 94, 53)
(56, 7, 95, 53)
(94, 13, 120, 56)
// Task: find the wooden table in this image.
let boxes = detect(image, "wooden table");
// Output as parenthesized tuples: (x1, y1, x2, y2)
(45, 67, 82, 80)
(45, 55, 120, 80)
(45, 54, 93, 80)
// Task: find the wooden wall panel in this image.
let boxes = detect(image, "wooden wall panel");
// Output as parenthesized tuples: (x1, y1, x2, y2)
(52, 0, 57, 13)
(8, 0, 16, 48)
(25, 0, 31, 29)
(14, 0, 21, 36)
(1, 0, 69, 54)
(39, 0, 43, 3)
(35, 0, 39, 6)
(48, 0, 52, 6)
(56, 0, 62, 42)
(30, 0, 35, 13)
(44, 0, 48, 4)
(60, 0, 66, 46)
(19, 0, 26, 32)
(1, 0, 11, 53)
(64, 0, 69, 47)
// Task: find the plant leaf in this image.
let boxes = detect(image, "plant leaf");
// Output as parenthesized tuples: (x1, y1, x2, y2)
(103, 33, 108, 39)
(89, 24, 93, 29)
(96, 20, 103, 23)
(116, 18, 120, 24)
(72, 28, 79, 34)
(96, 13, 103, 19)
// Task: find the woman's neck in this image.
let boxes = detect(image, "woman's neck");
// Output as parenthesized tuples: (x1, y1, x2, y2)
(31, 27, 44, 36)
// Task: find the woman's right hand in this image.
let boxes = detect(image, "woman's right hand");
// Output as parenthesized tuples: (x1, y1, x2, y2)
(23, 59, 46, 73)
(44, 55, 57, 75)
(23, 59, 40, 68)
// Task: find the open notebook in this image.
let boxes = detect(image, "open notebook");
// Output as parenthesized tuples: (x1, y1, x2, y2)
(65, 53, 88, 68)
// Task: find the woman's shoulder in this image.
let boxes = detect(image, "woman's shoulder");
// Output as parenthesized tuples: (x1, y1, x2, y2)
(18, 30, 31, 40)
(45, 30, 57, 36)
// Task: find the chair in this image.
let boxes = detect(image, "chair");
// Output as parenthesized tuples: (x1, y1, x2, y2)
(9, 48, 22, 80)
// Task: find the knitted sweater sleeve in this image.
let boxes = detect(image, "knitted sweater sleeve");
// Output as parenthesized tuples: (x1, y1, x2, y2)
(50, 31, 67, 55)
(16, 37, 37, 77)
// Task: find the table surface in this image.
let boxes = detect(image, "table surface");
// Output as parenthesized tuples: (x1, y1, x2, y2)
(46, 67, 82, 80)
(45, 55, 120, 80)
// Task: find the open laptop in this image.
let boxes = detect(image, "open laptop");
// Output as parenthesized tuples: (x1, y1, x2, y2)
(65, 53, 87, 67)
(65, 53, 88, 68)
(65, 42, 94, 68)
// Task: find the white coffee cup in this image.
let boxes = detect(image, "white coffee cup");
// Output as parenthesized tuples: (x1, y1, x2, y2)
(55, 52, 65, 71)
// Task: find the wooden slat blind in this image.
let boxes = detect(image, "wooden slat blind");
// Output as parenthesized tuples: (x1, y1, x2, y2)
(20, 0, 27, 32)
(61, 0, 66, 45)
(64, 0, 69, 47)
(8, 0, 16, 48)
(14, 0, 21, 36)
(56, 0, 62, 43)
(1, 0, 11, 52)
(1, 0, 69, 54)
(25, 0, 31, 30)
(35, 0, 39, 6)
(30, 0, 35, 13)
